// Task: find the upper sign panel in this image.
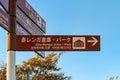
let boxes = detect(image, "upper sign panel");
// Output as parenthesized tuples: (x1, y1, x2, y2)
(0, 8, 9, 31)
(0, 0, 46, 33)
(17, 0, 46, 33)
(0, 0, 9, 12)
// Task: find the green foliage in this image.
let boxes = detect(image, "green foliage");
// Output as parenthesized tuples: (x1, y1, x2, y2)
(0, 52, 71, 80)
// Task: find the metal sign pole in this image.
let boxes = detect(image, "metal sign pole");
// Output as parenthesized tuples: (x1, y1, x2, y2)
(7, 0, 16, 80)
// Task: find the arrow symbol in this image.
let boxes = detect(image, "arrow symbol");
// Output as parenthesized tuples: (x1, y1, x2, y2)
(87, 37, 98, 46)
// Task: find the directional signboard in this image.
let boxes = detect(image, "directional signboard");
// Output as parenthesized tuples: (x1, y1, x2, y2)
(0, 0, 46, 33)
(16, 23, 45, 58)
(16, 23, 30, 35)
(35, 51, 45, 58)
(0, 0, 8, 12)
(17, 0, 46, 33)
(16, 35, 100, 51)
(0, 8, 9, 31)
(0, 7, 43, 35)
(0, 2, 45, 57)
(16, 7, 44, 35)
(0, 8, 45, 57)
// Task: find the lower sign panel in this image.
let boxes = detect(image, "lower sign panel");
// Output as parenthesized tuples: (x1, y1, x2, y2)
(16, 23, 30, 35)
(16, 35, 100, 51)
(16, 7, 44, 35)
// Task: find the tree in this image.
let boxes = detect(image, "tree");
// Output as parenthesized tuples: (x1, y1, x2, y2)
(109, 76, 119, 80)
(109, 77, 114, 80)
(0, 52, 71, 80)
(21, 52, 71, 80)
(0, 63, 6, 80)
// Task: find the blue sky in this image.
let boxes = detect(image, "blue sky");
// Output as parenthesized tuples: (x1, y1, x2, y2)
(0, 0, 120, 80)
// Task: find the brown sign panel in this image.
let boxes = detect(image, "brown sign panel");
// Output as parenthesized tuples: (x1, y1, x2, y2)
(0, 0, 46, 33)
(17, 0, 46, 33)
(16, 23, 30, 35)
(0, 0, 9, 12)
(16, 35, 100, 51)
(0, 7, 43, 35)
(16, 7, 44, 35)
(0, 8, 9, 31)
(16, 23, 45, 58)
(16, 23, 45, 57)
(35, 51, 45, 58)
(0, 2, 45, 57)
